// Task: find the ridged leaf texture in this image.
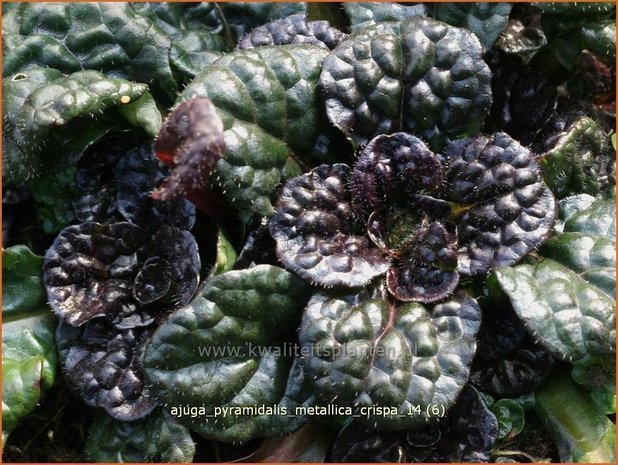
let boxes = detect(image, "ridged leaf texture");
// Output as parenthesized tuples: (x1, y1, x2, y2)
(320, 17, 492, 151)
(143, 265, 314, 442)
(180, 45, 346, 218)
(86, 409, 195, 463)
(495, 194, 615, 363)
(299, 290, 481, 430)
(3, 69, 156, 185)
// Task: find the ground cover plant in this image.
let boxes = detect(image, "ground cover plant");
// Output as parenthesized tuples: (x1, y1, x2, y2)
(2, 2, 616, 463)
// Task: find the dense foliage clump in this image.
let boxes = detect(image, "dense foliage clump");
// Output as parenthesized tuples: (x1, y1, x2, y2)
(2, 2, 615, 463)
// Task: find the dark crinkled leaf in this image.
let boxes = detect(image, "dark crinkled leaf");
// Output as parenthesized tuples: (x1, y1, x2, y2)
(152, 226, 201, 307)
(237, 14, 346, 50)
(2, 246, 57, 446)
(474, 294, 528, 363)
(117, 144, 196, 231)
(494, 260, 616, 362)
(433, 3, 512, 51)
(56, 319, 158, 421)
(300, 290, 481, 430)
(540, 117, 613, 199)
(181, 44, 346, 218)
(72, 142, 124, 223)
(86, 409, 195, 463)
(269, 164, 389, 288)
(433, 384, 498, 462)
(234, 224, 278, 270)
(444, 133, 557, 276)
(43, 221, 199, 329)
(471, 291, 554, 397)
(320, 18, 492, 151)
(330, 384, 498, 462)
(43, 222, 149, 328)
(343, 3, 429, 33)
(2, 3, 178, 101)
(386, 221, 459, 303)
(3, 70, 153, 185)
(143, 265, 314, 442)
(470, 336, 555, 398)
(132, 257, 172, 305)
(351, 133, 443, 218)
(28, 166, 77, 234)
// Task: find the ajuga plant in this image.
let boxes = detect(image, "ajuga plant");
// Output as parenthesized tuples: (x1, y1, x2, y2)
(2, 3, 615, 464)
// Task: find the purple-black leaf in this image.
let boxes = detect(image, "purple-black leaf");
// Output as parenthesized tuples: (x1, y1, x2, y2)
(132, 257, 172, 305)
(351, 133, 443, 219)
(386, 221, 459, 303)
(269, 164, 389, 287)
(444, 133, 557, 276)
(237, 14, 346, 50)
(116, 145, 195, 231)
(57, 319, 157, 421)
(44, 222, 148, 327)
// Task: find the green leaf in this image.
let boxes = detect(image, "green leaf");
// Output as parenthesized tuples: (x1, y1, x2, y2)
(343, 2, 429, 32)
(320, 18, 492, 151)
(540, 117, 613, 199)
(117, 92, 162, 138)
(491, 399, 525, 442)
(2, 245, 46, 315)
(129, 2, 227, 81)
(535, 368, 615, 463)
(214, 229, 237, 275)
(540, 233, 615, 298)
(142, 265, 314, 442)
(493, 260, 615, 362)
(557, 193, 596, 228)
(28, 166, 76, 234)
(3, 70, 156, 185)
(432, 3, 512, 51)
(2, 246, 57, 447)
(181, 44, 345, 218)
(571, 356, 616, 414)
(563, 197, 615, 239)
(579, 21, 616, 60)
(86, 409, 195, 463)
(299, 290, 481, 430)
(2, 3, 179, 102)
